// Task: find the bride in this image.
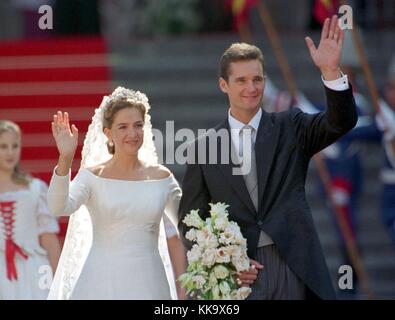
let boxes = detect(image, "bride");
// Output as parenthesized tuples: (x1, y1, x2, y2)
(47, 87, 186, 299)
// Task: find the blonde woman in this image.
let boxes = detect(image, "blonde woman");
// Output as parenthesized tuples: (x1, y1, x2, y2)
(0, 120, 61, 299)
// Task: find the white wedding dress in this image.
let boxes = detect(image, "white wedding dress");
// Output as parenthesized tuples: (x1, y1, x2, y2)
(47, 168, 182, 300)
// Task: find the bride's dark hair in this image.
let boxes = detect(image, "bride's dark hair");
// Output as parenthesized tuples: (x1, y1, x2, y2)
(102, 99, 147, 154)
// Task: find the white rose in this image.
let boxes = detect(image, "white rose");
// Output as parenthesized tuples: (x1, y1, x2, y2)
(201, 224, 214, 238)
(213, 265, 230, 279)
(185, 228, 197, 242)
(196, 230, 219, 249)
(227, 245, 242, 257)
(183, 210, 204, 229)
(192, 275, 206, 289)
(202, 248, 217, 267)
(219, 230, 236, 245)
(216, 247, 231, 264)
(227, 221, 241, 235)
(187, 244, 202, 264)
(209, 202, 229, 219)
(222, 222, 247, 246)
(232, 255, 250, 272)
(235, 236, 247, 246)
(195, 230, 206, 246)
(233, 229, 247, 246)
(213, 216, 229, 231)
(206, 234, 219, 249)
(236, 287, 252, 300)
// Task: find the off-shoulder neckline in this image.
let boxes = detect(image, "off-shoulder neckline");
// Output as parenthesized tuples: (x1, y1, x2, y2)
(81, 168, 173, 182)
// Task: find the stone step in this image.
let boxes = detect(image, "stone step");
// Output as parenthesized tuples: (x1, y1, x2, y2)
(110, 30, 394, 104)
(110, 30, 395, 59)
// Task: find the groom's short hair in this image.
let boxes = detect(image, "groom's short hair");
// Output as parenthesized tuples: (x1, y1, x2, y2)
(219, 43, 265, 82)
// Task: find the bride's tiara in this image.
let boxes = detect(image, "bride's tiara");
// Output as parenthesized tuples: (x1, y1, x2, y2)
(104, 86, 151, 112)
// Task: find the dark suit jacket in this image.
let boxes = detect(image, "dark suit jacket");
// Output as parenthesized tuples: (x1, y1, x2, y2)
(178, 85, 357, 300)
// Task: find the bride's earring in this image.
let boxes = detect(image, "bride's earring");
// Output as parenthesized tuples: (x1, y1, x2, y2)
(108, 140, 114, 147)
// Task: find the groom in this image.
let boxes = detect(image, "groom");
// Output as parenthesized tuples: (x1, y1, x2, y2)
(178, 15, 357, 299)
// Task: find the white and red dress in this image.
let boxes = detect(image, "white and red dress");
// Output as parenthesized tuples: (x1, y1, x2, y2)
(0, 179, 59, 299)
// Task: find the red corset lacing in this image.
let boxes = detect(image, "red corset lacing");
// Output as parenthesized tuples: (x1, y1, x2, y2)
(0, 201, 28, 281)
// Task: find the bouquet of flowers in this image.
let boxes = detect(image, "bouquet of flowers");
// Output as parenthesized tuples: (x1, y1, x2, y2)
(178, 203, 252, 300)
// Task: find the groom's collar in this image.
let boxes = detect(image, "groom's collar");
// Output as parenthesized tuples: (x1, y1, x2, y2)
(228, 108, 262, 133)
(216, 108, 272, 135)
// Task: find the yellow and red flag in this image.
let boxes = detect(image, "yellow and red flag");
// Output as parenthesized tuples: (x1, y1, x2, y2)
(225, 0, 258, 30)
(313, 0, 338, 25)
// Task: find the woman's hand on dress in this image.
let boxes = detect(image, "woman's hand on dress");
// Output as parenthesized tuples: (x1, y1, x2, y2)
(51, 111, 79, 159)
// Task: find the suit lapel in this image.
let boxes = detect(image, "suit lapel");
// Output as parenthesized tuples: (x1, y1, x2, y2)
(215, 120, 257, 216)
(255, 110, 277, 213)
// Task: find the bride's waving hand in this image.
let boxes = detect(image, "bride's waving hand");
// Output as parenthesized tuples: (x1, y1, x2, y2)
(51, 111, 78, 175)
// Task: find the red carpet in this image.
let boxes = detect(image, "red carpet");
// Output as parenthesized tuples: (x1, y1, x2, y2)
(0, 36, 111, 237)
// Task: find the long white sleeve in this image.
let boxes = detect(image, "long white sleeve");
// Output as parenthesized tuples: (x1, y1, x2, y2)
(164, 175, 182, 231)
(47, 167, 91, 217)
(163, 215, 178, 238)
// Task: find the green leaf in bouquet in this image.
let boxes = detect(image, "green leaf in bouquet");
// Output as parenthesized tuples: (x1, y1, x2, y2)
(213, 264, 230, 279)
(219, 281, 231, 296)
